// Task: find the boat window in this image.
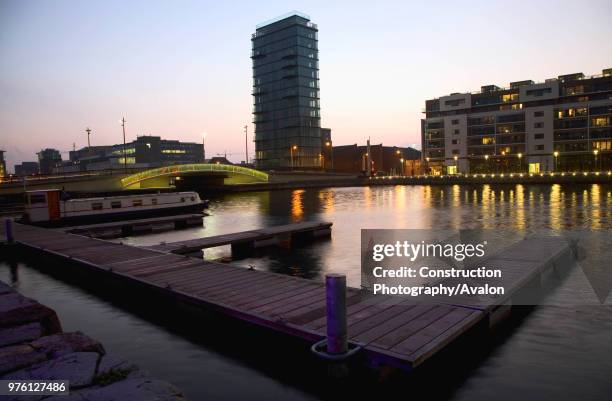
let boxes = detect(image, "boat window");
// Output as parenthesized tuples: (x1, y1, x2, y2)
(151, 198, 157, 205)
(92, 202, 103, 211)
(180, 197, 185, 202)
(190, 196, 195, 201)
(132, 199, 143, 207)
(29, 194, 46, 204)
(111, 201, 122, 209)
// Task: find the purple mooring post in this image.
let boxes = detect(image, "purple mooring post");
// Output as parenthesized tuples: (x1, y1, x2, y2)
(4, 218, 14, 243)
(325, 273, 347, 354)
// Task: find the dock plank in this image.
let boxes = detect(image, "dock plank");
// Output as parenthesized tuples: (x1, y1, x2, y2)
(5, 222, 570, 372)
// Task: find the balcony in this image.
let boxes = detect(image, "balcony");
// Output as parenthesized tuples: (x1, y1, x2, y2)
(251, 50, 265, 59)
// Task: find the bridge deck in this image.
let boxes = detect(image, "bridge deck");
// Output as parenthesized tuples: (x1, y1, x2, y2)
(147, 221, 333, 254)
(1, 223, 570, 370)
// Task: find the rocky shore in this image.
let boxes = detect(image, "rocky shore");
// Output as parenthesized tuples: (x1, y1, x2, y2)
(0, 280, 187, 401)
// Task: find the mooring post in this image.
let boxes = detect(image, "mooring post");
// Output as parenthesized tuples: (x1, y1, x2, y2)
(4, 218, 14, 243)
(326, 273, 347, 354)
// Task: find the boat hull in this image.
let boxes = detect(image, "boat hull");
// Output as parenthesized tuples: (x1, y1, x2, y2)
(26, 202, 207, 227)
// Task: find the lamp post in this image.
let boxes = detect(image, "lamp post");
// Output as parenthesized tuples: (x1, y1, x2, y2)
(85, 127, 92, 149)
(484, 154, 489, 173)
(425, 157, 430, 175)
(290, 145, 297, 169)
(454, 155, 458, 174)
(553, 151, 559, 171)
(518, 153, 523, 173)
(325, 141, 333, 170)
(121, 117, 127, 174)
(594, 149, 599, 171)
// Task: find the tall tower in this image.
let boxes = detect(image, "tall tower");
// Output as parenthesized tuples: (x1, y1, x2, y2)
(251, 12, 321, 169)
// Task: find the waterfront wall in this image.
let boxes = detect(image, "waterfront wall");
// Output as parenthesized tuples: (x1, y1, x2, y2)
(0, 280, 187, 401)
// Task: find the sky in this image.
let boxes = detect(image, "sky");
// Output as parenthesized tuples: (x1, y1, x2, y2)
(1, 0, 611, 171)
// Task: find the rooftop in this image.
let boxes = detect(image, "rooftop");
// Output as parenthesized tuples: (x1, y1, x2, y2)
(427, 68, 612, 101)
(255, 11, 310, 29)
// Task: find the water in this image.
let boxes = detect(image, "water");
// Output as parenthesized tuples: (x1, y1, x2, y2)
(2, 183, 612, 400)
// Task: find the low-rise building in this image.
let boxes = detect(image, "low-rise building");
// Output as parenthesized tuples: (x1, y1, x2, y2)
(57, 136, 204, 173)
(332, 143, 421, 175)
(14, 161, 40, 176)
(422, 68, 612, 174)
(37, 148, 62, 174)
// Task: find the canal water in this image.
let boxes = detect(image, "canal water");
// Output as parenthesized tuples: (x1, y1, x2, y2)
(2, 184, 612, 400)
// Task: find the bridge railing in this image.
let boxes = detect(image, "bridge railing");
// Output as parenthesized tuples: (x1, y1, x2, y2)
(120, 163, 269, 187)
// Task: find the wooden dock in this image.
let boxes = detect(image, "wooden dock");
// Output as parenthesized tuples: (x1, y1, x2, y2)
(147, 221, 333, 255)
(0, 222, 572, 371)
(61, 213, 204, 239)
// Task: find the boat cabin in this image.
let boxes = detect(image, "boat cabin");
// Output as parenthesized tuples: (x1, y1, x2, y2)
(24, 189, 63, 223)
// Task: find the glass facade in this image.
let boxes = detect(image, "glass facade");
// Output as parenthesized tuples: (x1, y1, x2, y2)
(252, 13, 321, 169)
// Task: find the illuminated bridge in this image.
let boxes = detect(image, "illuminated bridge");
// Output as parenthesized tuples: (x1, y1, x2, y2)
(120, 163, 269, 189)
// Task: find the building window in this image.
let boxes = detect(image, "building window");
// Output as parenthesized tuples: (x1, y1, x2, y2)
(529, 163, 541, 173)
(534, 133, 544, 139)
(451, 139, 458, 144)
(534, 122, 544, 128)
(502, 93, 519, 102)
(535, 144, 544, 151)
(452, 149, 460, 155)
(453, 129, 460, 135)
(534, 111, 544, 117)
(482, 137, 495, 145)
(447, 165, 458, 175)
(526, 88, 552, 97)
(451, 119, 459, 125)
(592, 117, 610, 127)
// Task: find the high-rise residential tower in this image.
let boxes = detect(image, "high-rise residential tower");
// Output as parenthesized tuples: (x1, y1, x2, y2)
(251, 12, 321, 169)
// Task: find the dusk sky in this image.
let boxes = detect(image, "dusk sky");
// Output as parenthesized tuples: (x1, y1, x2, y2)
(1, 0, 611, 172)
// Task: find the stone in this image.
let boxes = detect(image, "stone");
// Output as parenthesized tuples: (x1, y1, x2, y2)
(0, 293, 62, 334)
(30, 332, 105, 358)
(46, 378, 187, 401)
(3, 352, 100, 388)
(96, 353, 143, 379)
(0, 322, 43, 347)
(0, 344, 46, 375)
(0, 281, 13, 295)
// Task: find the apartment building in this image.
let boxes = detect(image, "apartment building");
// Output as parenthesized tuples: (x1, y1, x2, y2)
(422, 68, 612, 174)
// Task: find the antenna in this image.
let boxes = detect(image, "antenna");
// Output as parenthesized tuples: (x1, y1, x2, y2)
(244, 125, 249, 164)
(85, 127, 92, 148)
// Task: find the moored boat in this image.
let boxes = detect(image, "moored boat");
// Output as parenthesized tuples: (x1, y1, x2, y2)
(22, 189, 208, 226)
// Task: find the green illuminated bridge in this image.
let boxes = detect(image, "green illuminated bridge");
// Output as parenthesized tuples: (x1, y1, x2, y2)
(121, 163, 269, 189)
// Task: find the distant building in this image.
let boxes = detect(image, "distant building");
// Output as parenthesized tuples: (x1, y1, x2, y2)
(14, 162, 39, 176)
(57, 136, 204, 173)
(252, 12, 323, 169)
(37, 148, 62, 174)
(207, 156, 233, 165)
(0, 150, 6, 179)
(332, 144, 421, 175)
(422, 68, 612, 174)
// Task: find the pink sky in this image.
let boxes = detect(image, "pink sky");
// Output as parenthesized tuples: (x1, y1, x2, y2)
(1, 0, 611, 172)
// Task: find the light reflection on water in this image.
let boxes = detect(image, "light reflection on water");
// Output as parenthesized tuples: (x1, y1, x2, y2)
(2, 183, 611, 401)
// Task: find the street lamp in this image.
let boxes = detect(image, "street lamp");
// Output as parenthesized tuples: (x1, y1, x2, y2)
(425, 157, 430, 175)
(553, 151, 559, 171)
(325, 141, 333, 170)
(290, 145, 298, 169)
(517, 152, 523, 172)
(594, 149, 599, 171)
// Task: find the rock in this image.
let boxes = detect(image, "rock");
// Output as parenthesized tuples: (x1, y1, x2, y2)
(46, 378, 187, 401)
(96, 353, 143, 379)
(0, 281, 13, 295)
(0, 293, 62, 334)
(30, 332, 105, 358)
(0, 322, 43, 347)
(3, 352, 100, 388)
(0, 344, 46, 375)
